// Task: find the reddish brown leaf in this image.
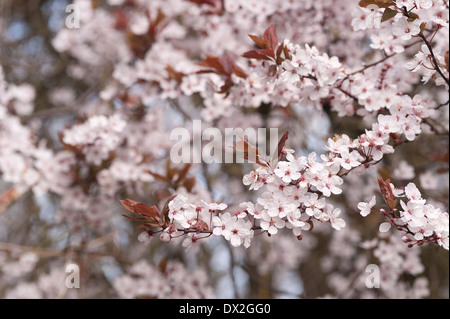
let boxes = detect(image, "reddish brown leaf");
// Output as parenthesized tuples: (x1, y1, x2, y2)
(436, 167, 449, 174)
(218, 78, 233, 94)
(232, 136, 269, 167)
(121, 199, 164, 226)
(231, 61, 248, 79)
(183, 177, 196, 192)
(0, 187, 23, 215)
(121, 214, 161, 228)
(185, 0, 218, 7)
(219, 55, 234, 75)
(133, 203, 160, 220)
(190, 219, 210, 231)
(195, 69, 217, 75)
(262, 24, 278, 51)
(166, 160, 179, 181)
(144, 169, 171, 183)
(161, 194, 178, 223)
(120, 199, 140, 213)
(377, 177, 397, 211)
(121, 214, 148, 222)
(444, 50, 449, 71)
(272, 130, 289, 163)
(152, 8, 166, 27)
(57, 130, 83, 155)
(165, 65, 185, 84)
(248, 34, 267, 49)
(242, 49, 274, 61)
(377, 177, 392, 199)
(197, 54, 227, 75)
(276, 42, 285, 65)
(155, 189, 172, 202)
(429, 152, 449, 163)
(158, 257, 168, 273)
(377, 167, 391, 181)
(113, 9, 128, 30)
(175, 164, 192, 187)
(283, 45, 292, 61)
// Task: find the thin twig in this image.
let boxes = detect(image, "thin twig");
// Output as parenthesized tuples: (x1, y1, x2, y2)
(418, 32, 450, 86)
(224, 238, 240, 299)
(0, 187, 28, 216)
(169, 98, 193, 121)
(0, 242, 62, 257)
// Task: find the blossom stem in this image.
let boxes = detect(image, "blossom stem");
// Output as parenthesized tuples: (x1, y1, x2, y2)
(418, 32, 450, 86)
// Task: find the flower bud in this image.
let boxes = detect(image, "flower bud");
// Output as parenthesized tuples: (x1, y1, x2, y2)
(160, 232, 171, 243)
(402, 235, 411, 243)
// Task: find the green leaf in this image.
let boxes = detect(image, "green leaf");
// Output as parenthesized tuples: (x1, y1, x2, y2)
(358, 0, 395, 8)
(358, 0, 378, 7)
(381, 7, 398, 22)
(407, 12, 420, 22)
(420, 22, 427, 33)
(377, 0, 396, 8)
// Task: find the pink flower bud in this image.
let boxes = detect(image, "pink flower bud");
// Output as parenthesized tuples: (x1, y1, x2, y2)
(160, 232, 171, 243)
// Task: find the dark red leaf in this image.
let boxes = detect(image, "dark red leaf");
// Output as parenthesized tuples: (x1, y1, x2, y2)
(271, 130, 289, 163)
(175, 164, 192, 187)
(248, 34, 267, 49)
(190, 219, 210, 231)
(120, 199, 140, 213)
(242, 49, 274, 61)
(231, 61, 248, 79)
(185, 0, 218, 7)
(161, 194, 178, 223)
(183, 177, 196, 192)
(377, 177, 397, 211)
(429, 152, 449, 163)
(276, 42, 285, 65)
(158, 257, 168, 273)
(165, 65, 185, 84)
(133, 203, 160, 220)
(113, 9, 128, 30)
(197, 54, 227, 75)
(144, 169, 171, 183)
(262, 24, 278, 51)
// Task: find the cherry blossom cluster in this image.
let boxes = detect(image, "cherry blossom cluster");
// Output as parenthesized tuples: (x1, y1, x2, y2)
(135, 150, 345, 249)
(359, 180, 449, 250)
(113, 260, 214, 299)
(322, 229, 430, 298)
(0, 251, 38, 280)
(0, 67, 41, 192)
(120, 10, 447, 252)
(352, 0, 449, 87)
(62, 114, 127, 166)
(58, 0, 377, 124)
(194, 40, 346, 119)
(3, 265, 73, 299)
(369, 235, 430, 298)
(148, 85, 441, 251)
(1, 0, 448, 299)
